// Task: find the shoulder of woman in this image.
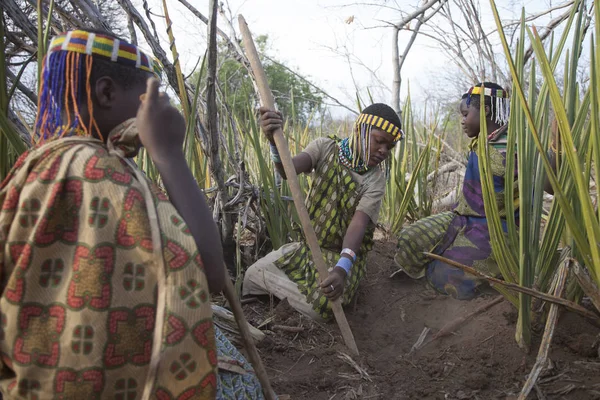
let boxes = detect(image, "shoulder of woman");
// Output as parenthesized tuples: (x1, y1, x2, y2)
(362, 168, 386, 191)
(308, 136, 336, 148)
(302, 137, 337, 162)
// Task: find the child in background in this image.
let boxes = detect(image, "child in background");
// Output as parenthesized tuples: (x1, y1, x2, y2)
(393, 82, 518, 299)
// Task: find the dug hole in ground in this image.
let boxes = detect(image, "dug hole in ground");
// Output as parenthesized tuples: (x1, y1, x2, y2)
(239, 232, 600, 400)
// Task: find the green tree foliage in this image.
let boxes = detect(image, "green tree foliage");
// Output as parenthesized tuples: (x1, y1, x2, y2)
(204, 35, 323, 125)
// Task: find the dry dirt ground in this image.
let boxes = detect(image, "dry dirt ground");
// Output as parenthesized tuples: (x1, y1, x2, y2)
(240, 233, 600, 400)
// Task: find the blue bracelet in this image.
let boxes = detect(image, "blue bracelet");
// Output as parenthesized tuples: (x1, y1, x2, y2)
(335, 257, 353, 275)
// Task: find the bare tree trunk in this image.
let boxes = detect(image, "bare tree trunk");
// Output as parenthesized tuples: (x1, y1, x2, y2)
(390, 0, 444, 116)
(69, 0, 109, 30)
(391, 27, 401, 115)
(207, 0, 234, 270)
(127, 15, 137, 45)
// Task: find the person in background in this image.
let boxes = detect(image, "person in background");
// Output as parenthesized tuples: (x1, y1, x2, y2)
(393, 82, 517, 299)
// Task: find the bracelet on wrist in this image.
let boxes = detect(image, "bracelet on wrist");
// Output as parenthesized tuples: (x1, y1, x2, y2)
(335, 257, 353, 276)
(341, 248, 357, 262)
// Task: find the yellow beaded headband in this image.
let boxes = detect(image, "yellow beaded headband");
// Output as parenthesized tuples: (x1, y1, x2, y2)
(355, 113, 404, 142)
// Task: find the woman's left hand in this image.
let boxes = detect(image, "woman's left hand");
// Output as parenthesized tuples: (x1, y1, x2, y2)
(320, 267, 346, 301)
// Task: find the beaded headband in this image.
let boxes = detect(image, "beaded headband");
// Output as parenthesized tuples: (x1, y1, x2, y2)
(467, 86, 508, 99)
(48, 30, 162, 79)
(341, 112, 403, 173)
(35, 30, 161, 144)
(465, 85, 510, 126)
(355, 113, 404, 142)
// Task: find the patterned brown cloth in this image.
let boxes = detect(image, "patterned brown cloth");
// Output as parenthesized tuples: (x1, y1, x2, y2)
(0, 127, 217, 399)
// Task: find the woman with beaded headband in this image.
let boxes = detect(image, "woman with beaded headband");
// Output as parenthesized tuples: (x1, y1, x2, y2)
(0, 29, 264, 399)
(243, 104, 403, 320)
(393, 82, 518, 299)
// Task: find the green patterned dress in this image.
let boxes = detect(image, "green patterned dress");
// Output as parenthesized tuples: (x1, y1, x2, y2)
(275, 139, 375, 320)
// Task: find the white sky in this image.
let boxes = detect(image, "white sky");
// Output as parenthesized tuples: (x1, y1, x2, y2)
(140, 0, 567, 117)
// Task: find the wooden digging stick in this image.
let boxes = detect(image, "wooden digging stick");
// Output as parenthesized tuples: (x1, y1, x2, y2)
(238, 14, 359, 356)
(222, 277, 277, 400)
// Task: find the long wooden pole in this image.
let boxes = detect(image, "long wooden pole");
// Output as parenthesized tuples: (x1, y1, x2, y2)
(222, 278, 277, 400)
(238, 15, 359, 356)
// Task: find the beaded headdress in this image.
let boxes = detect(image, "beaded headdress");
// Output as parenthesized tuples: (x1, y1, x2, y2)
(339, 104, 404, 173)
(465, 84, 510, 126)
(34, 30, 161, 143)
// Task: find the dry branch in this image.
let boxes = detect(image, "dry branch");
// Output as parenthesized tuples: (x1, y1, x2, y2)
(272, 325, 305, 333)
(4, 0, 39, 43)
(424, 252, 600, 323)
(206, 0, 233, 245)
(519, 259, 569, 399)
(414, 296, 504, 352)
(524, 6, 573, 64)
(426, 161, 464, 182)
(69, 0, 110, 30)
(393, 0, 443, 30)
(6, 68, 37, 105)
(177, 0, 229, 40)
(127, 15, 138, 45)
(114, 0, 177, 91)
(391, 0, 445, 113)
(433, 295, 504, 340)
(573, 261, 600, 313)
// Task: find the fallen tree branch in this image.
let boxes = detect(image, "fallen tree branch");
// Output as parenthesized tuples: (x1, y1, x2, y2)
(433, 295, 504, 340)
(573, 260, 600, 313)
(424, 252, 600, 323)
(212, 303, 265, 343)
(427, 161, 464, 182)
(416, 295, 504, 351)
(436, 134, 467, 166)
(272, 325, 304, 333)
